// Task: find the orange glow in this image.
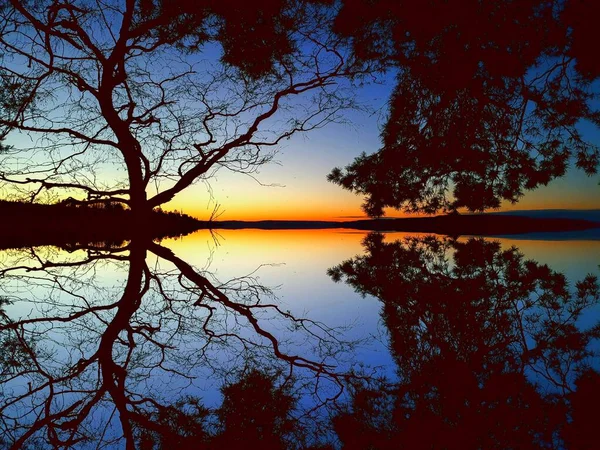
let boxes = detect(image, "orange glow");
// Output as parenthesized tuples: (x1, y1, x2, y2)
(163, 228, 371, 256)
(165, 177, 599, 221)
(485, 237, 600, 262)
(160, 228, 374, 275)
(166, 190, 423, 221)
(161, 230, 600, 284)
(166, 199, 367, 221)
(502, 197, 600, 212)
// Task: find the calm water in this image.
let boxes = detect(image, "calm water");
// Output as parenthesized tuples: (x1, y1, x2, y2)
(1, 229, 598, 448)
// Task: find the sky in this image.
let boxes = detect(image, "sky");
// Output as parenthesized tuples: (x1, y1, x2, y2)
(165, 78, 600, 221)
(2, 22, 598, 222)
(167, 135, 600, 222)
(4, 72, 598, 221)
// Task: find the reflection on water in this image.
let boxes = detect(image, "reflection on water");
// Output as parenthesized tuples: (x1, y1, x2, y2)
(329, 234, 599, 449)
(0, 230, 598, 448)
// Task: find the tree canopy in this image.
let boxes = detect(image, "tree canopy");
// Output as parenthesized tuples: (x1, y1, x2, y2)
(1, 0, 598, 217)
(0, 0, 367, 213)
(328, 0, 600, 215)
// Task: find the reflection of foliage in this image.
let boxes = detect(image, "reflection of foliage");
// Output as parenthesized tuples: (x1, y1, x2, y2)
(217, 369, 296, 449)
(562, 368, 600, 449)
(0, 297, 32, 379)
(137, 396, 211, 449)
(0, 239, 351, 449)
(0, 335, 31, 378)
(329, 234, 600, 448)
(137, 369, 299, 450)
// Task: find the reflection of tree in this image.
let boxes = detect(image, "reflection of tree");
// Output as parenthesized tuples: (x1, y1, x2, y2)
(0, 238, 348, 449)
(329, 234, 600, 449)
(136, 369, 299, 450)
(4, 234, 597, 448)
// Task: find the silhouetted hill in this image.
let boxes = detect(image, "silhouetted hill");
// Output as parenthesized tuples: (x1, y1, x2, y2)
(0, 201, 202, 249)
(210, 214, 600, 235)
(489, 209, 600, 222)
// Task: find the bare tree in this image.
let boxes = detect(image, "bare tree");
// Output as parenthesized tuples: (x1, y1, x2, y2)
(0, 0, 368, 214)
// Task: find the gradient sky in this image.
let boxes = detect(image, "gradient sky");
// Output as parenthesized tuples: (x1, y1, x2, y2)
(168, 137, 600, 221)
(166, 78, 600, 221)
(4, 63, 599, 220)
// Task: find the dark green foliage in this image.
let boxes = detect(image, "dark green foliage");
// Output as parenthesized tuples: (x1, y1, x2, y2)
(132, 0, 319, 79)
(329, 0, 600, 215)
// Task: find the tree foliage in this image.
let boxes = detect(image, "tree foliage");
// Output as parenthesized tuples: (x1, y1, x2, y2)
(328, 0, 600, 215)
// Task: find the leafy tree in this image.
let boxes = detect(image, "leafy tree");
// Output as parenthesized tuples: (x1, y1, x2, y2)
(328, 0, 600, 215)
(0, 0, 365, 214)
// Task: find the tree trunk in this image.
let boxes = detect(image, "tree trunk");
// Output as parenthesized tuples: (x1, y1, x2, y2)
(127, 162, 149, 218)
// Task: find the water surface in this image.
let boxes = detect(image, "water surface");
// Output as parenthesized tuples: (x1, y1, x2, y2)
(1, 229, 598, 448)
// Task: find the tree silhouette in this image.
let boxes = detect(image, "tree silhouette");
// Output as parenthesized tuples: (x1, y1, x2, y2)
(329, 234, 600, 448)
(0, 0, 368, 214)
(2, 1, 598, 217)
(0, 237, 353, 449)
(328, 1, 600, 215)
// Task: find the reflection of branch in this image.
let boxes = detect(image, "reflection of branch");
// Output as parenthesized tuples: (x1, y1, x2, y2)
(149, 242, 339, 375)
(0, 237, 358, 447)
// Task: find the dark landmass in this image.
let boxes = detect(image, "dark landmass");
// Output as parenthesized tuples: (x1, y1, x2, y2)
(1, 201, 599, 249)
(489, 209, 600, 222)
(493, 228, 600, 241)
(0, 200, 202, 249)
(209, 215, 600, 235)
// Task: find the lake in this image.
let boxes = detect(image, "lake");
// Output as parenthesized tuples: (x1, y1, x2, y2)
(1, 229, 598, 448)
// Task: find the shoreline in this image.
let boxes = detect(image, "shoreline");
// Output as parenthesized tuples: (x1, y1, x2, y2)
(1, 201, 599, 249)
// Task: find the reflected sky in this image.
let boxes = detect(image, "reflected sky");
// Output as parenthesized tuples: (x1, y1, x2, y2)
(1, 229, 598, 448)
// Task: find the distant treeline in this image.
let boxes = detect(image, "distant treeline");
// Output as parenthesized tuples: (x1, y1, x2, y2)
(2, 200, 599, 250)
(211, 214, 600, 235)
(0, 200, 204, 249)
